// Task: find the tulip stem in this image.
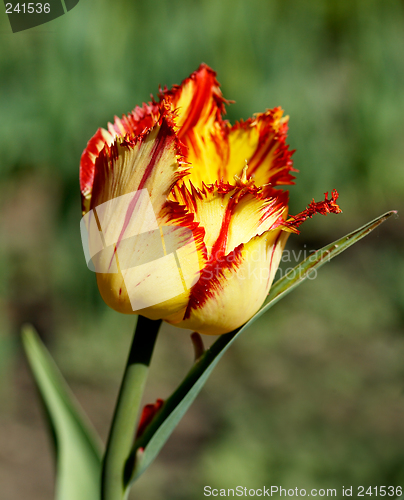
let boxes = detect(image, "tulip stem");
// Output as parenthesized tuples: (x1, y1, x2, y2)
(101, 315, 161, 500)
(124, 328, 239, 481)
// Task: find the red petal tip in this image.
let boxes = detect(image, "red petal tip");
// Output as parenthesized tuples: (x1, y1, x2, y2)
(284, 189, 342, 233)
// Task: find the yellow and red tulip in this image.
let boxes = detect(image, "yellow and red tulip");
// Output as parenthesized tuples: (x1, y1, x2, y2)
(80, 64, 341, 335)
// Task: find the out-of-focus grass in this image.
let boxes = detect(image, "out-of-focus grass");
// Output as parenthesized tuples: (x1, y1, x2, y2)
(0, 0, 404, 499)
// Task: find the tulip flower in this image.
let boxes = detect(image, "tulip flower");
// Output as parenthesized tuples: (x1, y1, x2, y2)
(80, 64, 341, 335)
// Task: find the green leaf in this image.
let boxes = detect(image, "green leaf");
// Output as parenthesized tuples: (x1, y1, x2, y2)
(250, 210, 397, 324)
(22, 326, 103, 500)
(126, 211, 397, 485)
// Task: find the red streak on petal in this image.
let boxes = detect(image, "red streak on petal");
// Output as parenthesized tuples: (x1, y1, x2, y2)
(80, 128, 112, 200)
(111, 101, 160, 138)
(106, 121, 176, 271)
(248, 134, 278, 175)
(209, 196, 236, 261)
(80, 99, 172, 214)
(185, 129, 201, 159)
(139, 121, 174, 191)
(162, 64, 228, 143)
(162, 198, 208, 262)
(184, 245, 244, 319)
(231, 108, 297, 188)
(178, 67, 215, 139)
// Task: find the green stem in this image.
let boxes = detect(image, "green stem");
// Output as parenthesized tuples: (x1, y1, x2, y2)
(101, 315, 161, 500)
(125, 328, 239, 479)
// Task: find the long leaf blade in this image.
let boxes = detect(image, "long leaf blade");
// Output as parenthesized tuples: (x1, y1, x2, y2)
(127, 211, 396, 484)
(253, 210, 397, 323)
(22, 326, 103, 500)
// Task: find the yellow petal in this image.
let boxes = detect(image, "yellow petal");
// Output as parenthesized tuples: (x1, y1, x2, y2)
(94, 223, 203, 319)
(163, 64, 229, 188)
(80, 101, 162, 214)
(171, 181, 288, 261)
(96, 237, 195, 319)
(226, 108, 296, 188)
(82, 114, 201, 318)
(169, 229, 289, 335)
(90, 118, 187, 218)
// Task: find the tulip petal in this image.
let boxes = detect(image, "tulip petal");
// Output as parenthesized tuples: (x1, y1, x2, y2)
(90, 116, 188, 222)
(80, 127, 115, 214)
(95, 223, 202, 319)
(226, 108, 296, 188)
(171, 229, 289, 335)
(171, 180, 288, 260)
(80, 101, 162, 214)
(107, 101, 161, 139)
(162, 64, 230, 187)
(86, 112, 200, 318)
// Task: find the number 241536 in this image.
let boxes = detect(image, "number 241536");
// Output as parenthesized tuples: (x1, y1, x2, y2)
(5, 3, 50, 13)
(357, 486, 402, 496)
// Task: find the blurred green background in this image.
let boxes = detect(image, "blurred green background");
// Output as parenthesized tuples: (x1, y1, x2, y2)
(1, 0, 404, 498)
